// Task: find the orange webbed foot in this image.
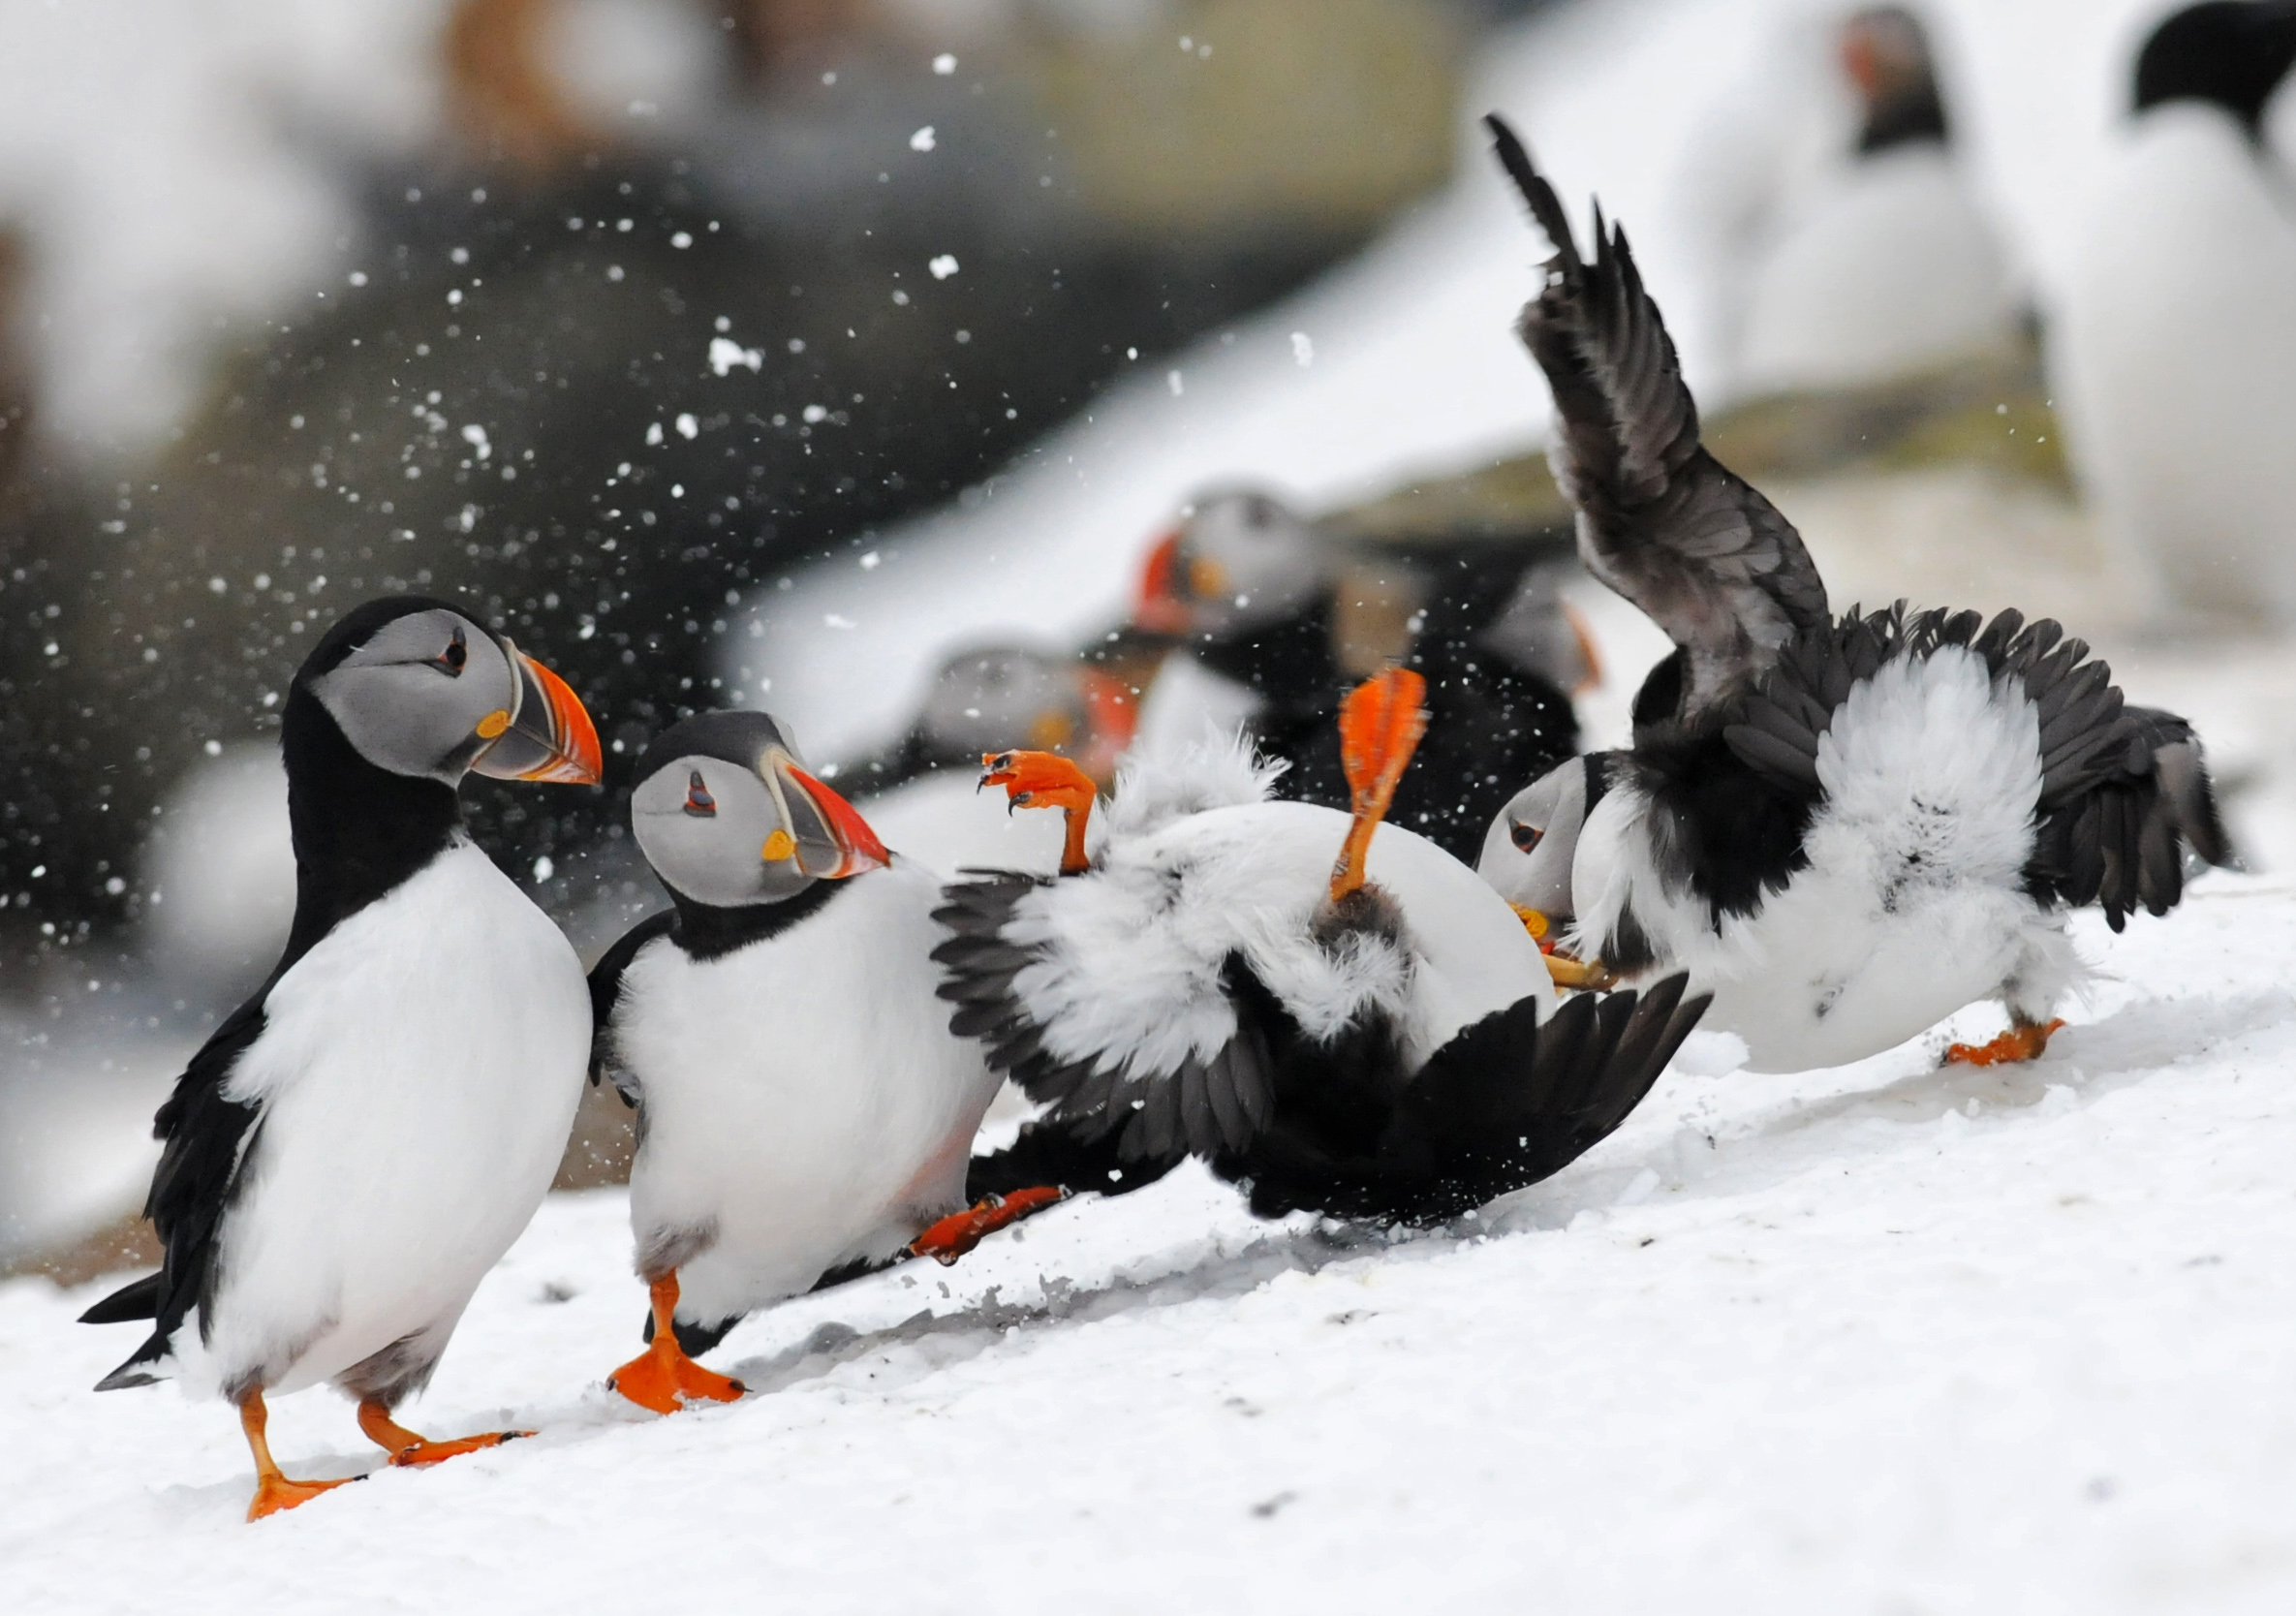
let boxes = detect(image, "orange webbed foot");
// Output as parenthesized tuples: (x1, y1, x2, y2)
(1330, 668, 1428, 902)
(384, 1431, 531, 1468)
(247, 1470, 358, 1521)
(607, 1340, 748, 1416)
(980, 750, 1098, 874)
(910, 1186, 1071, 1266)
(1943, 1018, 2065, 1067)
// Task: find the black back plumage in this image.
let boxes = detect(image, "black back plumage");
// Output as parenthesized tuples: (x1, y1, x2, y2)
(81, 599, 472, 1387)
(936, 873, 1708, 1227)
(1196, 591, 1580, 864)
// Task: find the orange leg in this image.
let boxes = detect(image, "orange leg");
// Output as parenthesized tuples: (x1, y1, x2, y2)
(978, 750, 1098, 875)
(356, 1398, 531, 1469)
(909, 1186, 1071, 1265)
(1330, 667, 1428, 902)
(1944, 1017, 2066, 1067)
(240, 1388, 358, 1521)
(605, 1272, 748, 1415)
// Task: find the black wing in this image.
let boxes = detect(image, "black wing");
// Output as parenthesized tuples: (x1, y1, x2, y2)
(80, 993, 269, 1389)
(966, 1119, 1181, 1202)
(587, 908, 677, 1105)
(933, 873, 1278, 1169)
(1239, 974, 1708, 1226)
(1487, 114, 1829, 727)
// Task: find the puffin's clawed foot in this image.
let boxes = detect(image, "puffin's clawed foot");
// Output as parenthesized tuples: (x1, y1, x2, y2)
(910, 1186, 1071, 1265)
(1943, 1017, 2065, 1067)
(607, 1271, 748, 1415)
(247, 1470, 359, 1522)
(1330, 668, 1429, 902)
(357, 1398, 531, 1468)
(979, 750, 1098, 875)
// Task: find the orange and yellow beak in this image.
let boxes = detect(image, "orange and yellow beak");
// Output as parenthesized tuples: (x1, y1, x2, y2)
(472, 647, 604, 786)
(774, 759, 890, 879)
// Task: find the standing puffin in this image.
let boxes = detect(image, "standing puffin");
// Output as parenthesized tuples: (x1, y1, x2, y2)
(1473, 118, 2229, 1074)
(78, 597, 604, 1520)
(941, 668, 1708, 1226)
(585, 711, 1057, 1414)
(2050, 0, 2296, 622)
(1132, 488, 1588, 864)
(1722, 6, 2018, 394)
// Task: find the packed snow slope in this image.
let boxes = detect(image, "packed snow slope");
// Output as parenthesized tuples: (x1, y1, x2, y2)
(7, 872, 2296, 1612)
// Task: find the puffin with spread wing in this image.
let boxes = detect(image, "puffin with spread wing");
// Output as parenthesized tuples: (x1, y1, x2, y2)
(1472, 117, 2229, 1075)
(940, 668, 1707, 1225)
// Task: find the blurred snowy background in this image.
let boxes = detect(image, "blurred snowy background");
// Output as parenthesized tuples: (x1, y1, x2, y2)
(6, 0, 2296, 1383)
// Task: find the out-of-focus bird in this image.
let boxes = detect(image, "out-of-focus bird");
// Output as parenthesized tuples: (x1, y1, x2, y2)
(1688, 5, 2019, 395)
(2050, 0, 2296, 623)
(78, 597, 604, 1520)
(1131, 488, 1588, 863)
(1474, 118, 2229, 1076)
(586, 710, 1055, 1414)
(941, 668, 1707, 1225)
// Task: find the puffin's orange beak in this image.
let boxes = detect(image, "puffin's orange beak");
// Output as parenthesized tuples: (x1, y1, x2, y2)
(1133, 529, 1192, 635)
(783, 763, 889, 878)
(472, 649, 604, 785)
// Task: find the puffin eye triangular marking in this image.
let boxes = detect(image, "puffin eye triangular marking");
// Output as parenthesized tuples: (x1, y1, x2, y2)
(684, 770, 717, 817)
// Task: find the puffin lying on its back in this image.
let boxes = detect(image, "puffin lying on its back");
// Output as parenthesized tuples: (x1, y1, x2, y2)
(1474, 119, 2228, 1075)
(945, 668, 1708, 1226)
(1132, 488, 1587, 864)
(80, 597, 603, 1519)
(586, 712, 1053, 1414)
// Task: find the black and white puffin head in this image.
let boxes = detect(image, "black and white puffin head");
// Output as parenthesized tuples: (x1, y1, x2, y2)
(2134, 0, 2296, 140)
(632, 711, 889, 908)
(303, 596, 602, 786)
(1135, 487, 1325, 639)
(1476, 756, 1591, 923)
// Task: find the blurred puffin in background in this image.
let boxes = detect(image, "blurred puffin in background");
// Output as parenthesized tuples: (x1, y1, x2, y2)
(944, 668, 1707, 1225)
(80, 597, 603, 1519)
(587, 711, 1057, 1414)
(2051, 0, 2296, 624)
(1684, 5, 2019, 394)
(1474, 118, 2228, 1076)
(1132, 487, 1590, 863)
(841, 642, 1138, 880)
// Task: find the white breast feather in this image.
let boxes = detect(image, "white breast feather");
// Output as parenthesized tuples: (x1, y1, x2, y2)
(181, 840, 588, 1399)
(1009, 799, 1549, 1081)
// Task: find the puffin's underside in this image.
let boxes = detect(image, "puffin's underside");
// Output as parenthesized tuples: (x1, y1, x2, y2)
(942, 871, 1707, 1227)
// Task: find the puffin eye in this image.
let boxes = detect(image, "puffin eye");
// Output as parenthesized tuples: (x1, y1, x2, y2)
(683, 771, 717, 817)
(1510, 821, 1542, 853)
(435, 625, 468, 675)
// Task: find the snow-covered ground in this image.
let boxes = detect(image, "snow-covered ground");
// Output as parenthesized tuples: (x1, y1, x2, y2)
(10, 872, 2296, 1611)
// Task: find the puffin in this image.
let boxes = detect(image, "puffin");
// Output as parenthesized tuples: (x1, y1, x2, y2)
(78, 596, 604, 1520)
(1723, 5, 2018, 394)
(1132, 487, 1588, 864)
(941, 668, 1709, 1226)
(1472, 118, 2229, 1075)
(2050, 0, 2296, 623)
(585, 710, 1058, 1414)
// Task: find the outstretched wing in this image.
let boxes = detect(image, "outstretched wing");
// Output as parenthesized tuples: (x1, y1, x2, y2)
(1487, 114, 1829, 726)
(933, 872, 1278, 1168)
(1238, 974, 1709, 1227)
(1720, 606, 2234, 931)
(80, 993, 269, 1388)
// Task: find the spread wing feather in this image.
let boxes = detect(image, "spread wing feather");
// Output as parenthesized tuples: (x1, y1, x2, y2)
(1487, 115, 1829, 726)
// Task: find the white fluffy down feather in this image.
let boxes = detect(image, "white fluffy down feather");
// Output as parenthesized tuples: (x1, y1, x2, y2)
(1005, 737, 1552, 1092)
